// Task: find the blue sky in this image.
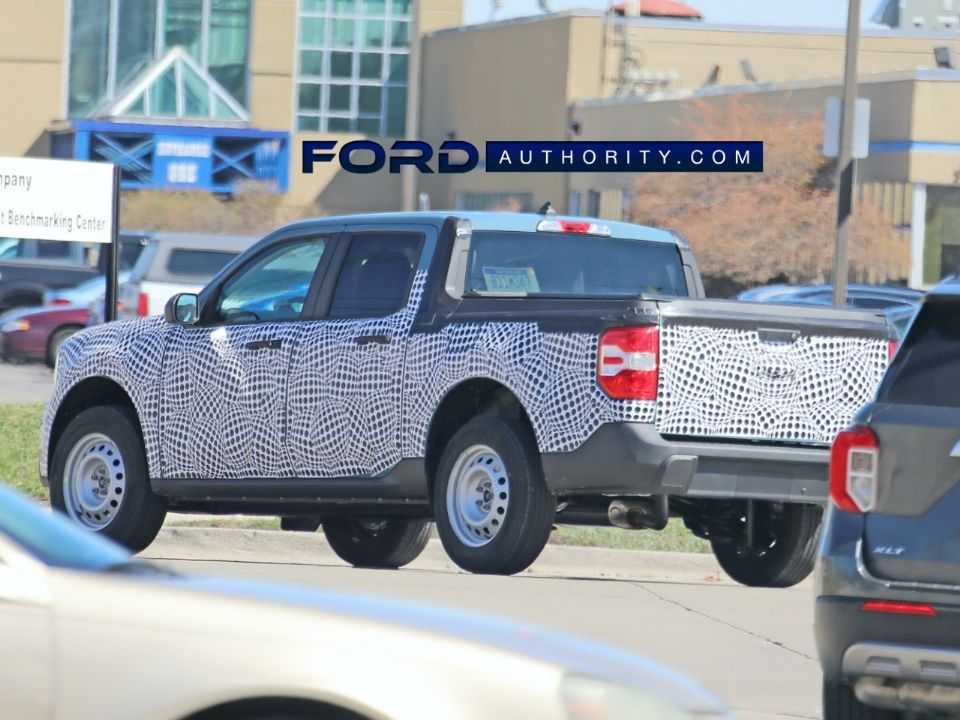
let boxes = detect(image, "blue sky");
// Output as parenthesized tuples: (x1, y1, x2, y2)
(464, 0, 886, 28)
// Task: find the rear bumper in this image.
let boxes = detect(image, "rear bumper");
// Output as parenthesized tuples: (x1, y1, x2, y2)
(817, 596, 960, 685)
(541, 422, 828, 503)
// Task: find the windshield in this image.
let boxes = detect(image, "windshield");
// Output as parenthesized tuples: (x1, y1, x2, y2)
(0, 484, 129, 570)
(465, 231, 688, 298)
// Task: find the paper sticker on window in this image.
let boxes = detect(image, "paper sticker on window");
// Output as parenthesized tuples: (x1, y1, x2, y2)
(482, 266, 540, 294)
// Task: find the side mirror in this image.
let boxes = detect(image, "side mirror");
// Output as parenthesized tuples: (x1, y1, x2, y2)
(164, 293, 199, 325)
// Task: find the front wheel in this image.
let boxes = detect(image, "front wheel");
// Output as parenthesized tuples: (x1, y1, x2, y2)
(433, 415, 555, 575)
(711, 502, 822, 588)
(50, 405, 166, 552)
(323, 518, 431, 568)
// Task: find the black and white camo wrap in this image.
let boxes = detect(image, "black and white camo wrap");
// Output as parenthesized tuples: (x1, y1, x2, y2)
(655, 323, 888, 444)
(402, 324, 656, 456)
(40, 318, 170, 480)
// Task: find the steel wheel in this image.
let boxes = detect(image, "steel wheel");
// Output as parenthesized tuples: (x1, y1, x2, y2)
(61, 432, 127, 530)
(445, 444, 511, 548)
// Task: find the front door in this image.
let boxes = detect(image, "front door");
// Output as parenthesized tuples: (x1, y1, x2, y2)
(160, 235, 333, 479)
(287, 230, 427, 478)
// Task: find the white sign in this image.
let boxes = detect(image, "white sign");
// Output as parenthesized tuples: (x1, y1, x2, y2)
(823, 97, 871, 160)
(0, 157, 116, 244)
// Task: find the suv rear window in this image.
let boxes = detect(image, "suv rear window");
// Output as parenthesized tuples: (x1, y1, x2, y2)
(878, 301, 960, 407)
(167, 248, 238, 276)
(465, 231, 688, 298)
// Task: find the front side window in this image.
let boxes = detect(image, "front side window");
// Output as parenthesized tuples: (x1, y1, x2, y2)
(329, 234, 421, 317)
(464, 231, 688, 298)
(216, 238, 328, 323)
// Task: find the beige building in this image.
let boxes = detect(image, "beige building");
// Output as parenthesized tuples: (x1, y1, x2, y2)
(417, 12, 960, 286)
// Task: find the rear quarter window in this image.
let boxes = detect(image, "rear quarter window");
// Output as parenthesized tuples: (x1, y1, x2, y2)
(877, 301, 960, 407)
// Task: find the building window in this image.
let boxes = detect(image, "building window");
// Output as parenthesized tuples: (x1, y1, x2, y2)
(456, 192, 534, 212)
(67, 0, 251, 116)
(296, 0, 411, 136)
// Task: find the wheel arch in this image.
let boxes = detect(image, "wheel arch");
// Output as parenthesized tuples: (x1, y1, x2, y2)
(178, 695, 379, 720)
(47, 376, 150, 480)
(423, 377, 538, 494)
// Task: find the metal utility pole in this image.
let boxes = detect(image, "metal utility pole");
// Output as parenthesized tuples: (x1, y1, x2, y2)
(401, 2, 423, 212)
(832, 0, 861, 307)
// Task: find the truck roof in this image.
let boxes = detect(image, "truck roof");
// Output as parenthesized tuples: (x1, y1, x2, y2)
(283, 211, 682, 246)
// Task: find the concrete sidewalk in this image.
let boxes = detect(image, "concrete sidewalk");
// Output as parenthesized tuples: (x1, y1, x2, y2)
(144, 525, 811, 587)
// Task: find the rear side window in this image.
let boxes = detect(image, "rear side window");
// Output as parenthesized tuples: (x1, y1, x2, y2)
(878, 302, 960, 407)
(167, 249, 238, 276)
(329, 233, 422, 318)
(465, 231, 688, 298)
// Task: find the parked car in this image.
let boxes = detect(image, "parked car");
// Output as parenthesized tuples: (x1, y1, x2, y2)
(42, 270, 132, 308)
(0, 483, 728, 720)
(42, 212, 893, 587)
(738, 283, 923, 311)
(88, 232, 257, 324)
(739, 283, 923, 340)
(816, 283, 960, 719)
(0, 304, 89, 366)
(0, 234, 148, 314)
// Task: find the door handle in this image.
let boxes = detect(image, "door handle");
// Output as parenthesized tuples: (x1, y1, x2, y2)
(244, 339, 283, 351)
(354, 334, 391, 346)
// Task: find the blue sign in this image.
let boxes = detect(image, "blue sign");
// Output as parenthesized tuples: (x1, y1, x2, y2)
(485, 141, 763, 173)
(153, 135, 213, 188)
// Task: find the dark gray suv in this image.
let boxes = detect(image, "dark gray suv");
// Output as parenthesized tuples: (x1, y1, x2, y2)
(816, 283, 960, 719)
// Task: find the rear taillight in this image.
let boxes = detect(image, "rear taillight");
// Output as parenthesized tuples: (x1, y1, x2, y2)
(830, 426, 879, 513)
(137, 292, 149, 317)
(50, 298, 71, 306)
(863, 600, 936, 617)
(887, 339, 898, 361)
(598, 326, 659, 400)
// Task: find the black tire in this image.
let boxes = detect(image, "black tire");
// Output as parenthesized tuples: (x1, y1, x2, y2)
(323, 518, 431, 568)
(823, 680, 902, 720)
(711, 502, 822, 588)
(432, 414, 555, 575)
(50, 405, 166, 553)
(47, 326, 83, 368)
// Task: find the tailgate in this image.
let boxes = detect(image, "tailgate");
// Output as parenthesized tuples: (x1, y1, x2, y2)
(655, 299, 889, 445)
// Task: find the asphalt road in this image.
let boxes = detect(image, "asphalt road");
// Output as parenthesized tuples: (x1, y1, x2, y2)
(0, 361, 53, 404)
(148, 529, 821, 720)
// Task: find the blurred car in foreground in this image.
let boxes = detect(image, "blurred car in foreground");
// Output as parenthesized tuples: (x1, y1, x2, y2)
(816, 284, 960, 719)
(738, 283, 922, 339)
(0, 304, 89, 366)
(89, 232, 256, 324)
(0, 484, 729, 720)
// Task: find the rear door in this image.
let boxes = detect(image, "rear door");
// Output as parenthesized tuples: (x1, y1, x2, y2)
(863, 297, 960, 584)
(286, 227, 431, 478)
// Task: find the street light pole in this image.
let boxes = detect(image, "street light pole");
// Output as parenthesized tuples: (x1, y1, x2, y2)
(832, 0, 861, 307)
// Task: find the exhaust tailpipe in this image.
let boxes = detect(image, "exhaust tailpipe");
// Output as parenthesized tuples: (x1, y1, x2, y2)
(608, 495, 669, 531)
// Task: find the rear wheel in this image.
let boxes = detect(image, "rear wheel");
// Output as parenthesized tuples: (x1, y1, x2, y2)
(323, 518, 431, 568)
(711, 501, 822, 588)
(50, 405, 166, 552)
(433, 414, 555, 575)
(823, 680, 902, 720)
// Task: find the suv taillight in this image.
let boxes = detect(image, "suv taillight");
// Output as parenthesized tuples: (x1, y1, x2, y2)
(888, 339, 898, 361)
(830, 426, 879, 513)
(137, 292, 149, 317)
(598, 326, 659, 400)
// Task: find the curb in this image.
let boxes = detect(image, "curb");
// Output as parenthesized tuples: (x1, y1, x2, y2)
(144, 525, 739, 585)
